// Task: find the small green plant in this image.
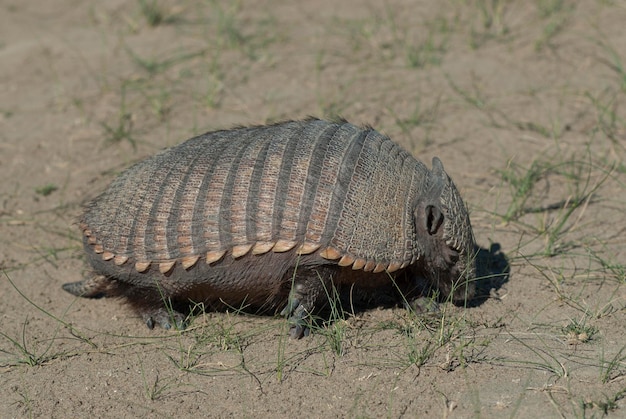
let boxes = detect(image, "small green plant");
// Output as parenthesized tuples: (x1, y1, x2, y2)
(579, 388, 625, 416)
(1, 272, 95, 367)
(0, 317, 58, 367)
(125, 46, 206, 77)
(318, 280, 348, 357)
(211, 0, 246, 48)
(534, 12, 569, 53)
(275, 320, 288, 382)
(100, 85, 136, 149)
(495, 150, 614, 257)
(139, 359, 177, 401)
(590, 249, 626, 284)
(406, 35, 446, 69)
(585, 90, 626, 147)
(592, 34, 626, 93)
(389, 95, 440, 147)
(11, 382, 34, 417)
(468, 0, 511, 49)
(35, 184, 58, 197)
(477, 0, 508, 32)
(498, 158, 546, 222)
(536, 0, 565, 17)
(445, 73, 489, 113)
(562, 318, 598, 345)
(315, 79, 355, 121)
(136, 85, 171, 121)
(202, 55, 224, 109)
(599, 344, 626, 384)
(406, 336, 436, 368)
(138, 0, 164, 27)
(503, 331, 570, 379)
(447, 73, 566, 138)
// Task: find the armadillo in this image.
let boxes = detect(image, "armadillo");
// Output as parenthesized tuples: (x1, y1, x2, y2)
(63, 118, 476, 338)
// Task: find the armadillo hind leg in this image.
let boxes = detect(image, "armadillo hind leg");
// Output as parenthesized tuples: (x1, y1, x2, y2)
(141, 307, 186, 330)
(408, 296, 440, 314)
(62, 274, 115, 298)
(280, 265, 337, 339)
(121, 289, 187, 330)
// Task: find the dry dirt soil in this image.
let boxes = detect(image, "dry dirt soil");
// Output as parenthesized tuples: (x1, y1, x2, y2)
(1, 1, 625, 417)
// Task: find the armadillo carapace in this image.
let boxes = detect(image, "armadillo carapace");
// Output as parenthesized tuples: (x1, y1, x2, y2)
(64, 118, 476, 338)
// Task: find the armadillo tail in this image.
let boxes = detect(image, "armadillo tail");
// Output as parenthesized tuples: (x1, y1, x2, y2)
(62, 274, 115, 298)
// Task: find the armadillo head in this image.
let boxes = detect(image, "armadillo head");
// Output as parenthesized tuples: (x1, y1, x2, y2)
(415, 157, 476, 303)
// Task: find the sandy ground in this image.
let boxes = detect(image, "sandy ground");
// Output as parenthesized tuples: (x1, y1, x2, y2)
(1, 0, 625, 417)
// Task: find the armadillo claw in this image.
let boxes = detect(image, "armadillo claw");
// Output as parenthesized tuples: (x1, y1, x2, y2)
(408, 296, 440, 314)
(289, 322, 311, 339)
(142, 308, 186, 330)
(279, 297, 300, 317)
(287, 305, 312, 339)
(280, 298, 311, 339)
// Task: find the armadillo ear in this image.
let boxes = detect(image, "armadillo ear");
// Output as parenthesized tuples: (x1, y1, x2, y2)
(425, 205, 444, 235)
(431, 157, 445, 177)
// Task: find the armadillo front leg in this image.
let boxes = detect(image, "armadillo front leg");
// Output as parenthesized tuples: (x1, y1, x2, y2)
(280, 265, 337, 339)
(64, 274, 186, 329)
